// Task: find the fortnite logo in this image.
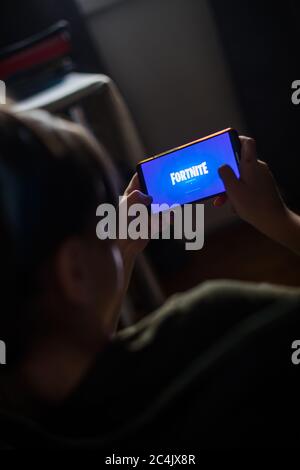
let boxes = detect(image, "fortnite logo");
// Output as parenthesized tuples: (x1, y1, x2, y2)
(0, 80, 6, 105)
(170, 162, 208, 186)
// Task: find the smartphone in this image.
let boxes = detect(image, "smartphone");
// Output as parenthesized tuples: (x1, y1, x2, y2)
(137, 128, 241, 214)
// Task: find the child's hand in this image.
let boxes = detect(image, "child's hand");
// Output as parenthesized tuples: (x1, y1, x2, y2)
(115, 174, 152, 295)
(118, 173, 152, 259)
(214, 136, 288, 240)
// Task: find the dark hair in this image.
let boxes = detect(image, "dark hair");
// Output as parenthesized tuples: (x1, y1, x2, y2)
(0, 108, 119, 366)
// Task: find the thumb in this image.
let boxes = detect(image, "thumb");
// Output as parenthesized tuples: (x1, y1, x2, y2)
(218, 165, 240, 197)
(127, 190, 153, 206)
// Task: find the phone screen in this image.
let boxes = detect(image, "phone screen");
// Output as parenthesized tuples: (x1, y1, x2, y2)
(138, 129, 240, 213)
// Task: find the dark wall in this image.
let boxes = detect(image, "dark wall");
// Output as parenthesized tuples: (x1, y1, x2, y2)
(210, 0, 300, 207)
(0, 0, 103, 73)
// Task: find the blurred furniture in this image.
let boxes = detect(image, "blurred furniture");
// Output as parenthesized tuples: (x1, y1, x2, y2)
(0, 0, 102, 74)
(13, 72, 144, 175)
(2, 24, 165, 322)
(0, 21, 73, 100)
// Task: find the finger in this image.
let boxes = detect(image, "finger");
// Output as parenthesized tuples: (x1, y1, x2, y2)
(239, 136, 257, 164)
(127, 189, 153, 206)
(218, 164, 241, 199)
(124, 173, 141, 196)
(213, 194, 227, 207)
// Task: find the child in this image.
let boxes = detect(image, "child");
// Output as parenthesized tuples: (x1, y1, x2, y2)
(0, 107, 299, 449)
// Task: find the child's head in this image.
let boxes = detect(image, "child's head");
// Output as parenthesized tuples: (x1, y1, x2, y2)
(0, 108, 123, 367)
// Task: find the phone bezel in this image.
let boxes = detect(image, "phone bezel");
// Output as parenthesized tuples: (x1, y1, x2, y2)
(136, 128, 241, 212)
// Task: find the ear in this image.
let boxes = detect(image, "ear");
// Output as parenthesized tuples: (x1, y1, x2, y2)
(54, 237, 92, 306)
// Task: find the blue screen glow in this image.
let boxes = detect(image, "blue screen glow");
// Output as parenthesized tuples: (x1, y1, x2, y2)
(140, 132, 239, 213)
